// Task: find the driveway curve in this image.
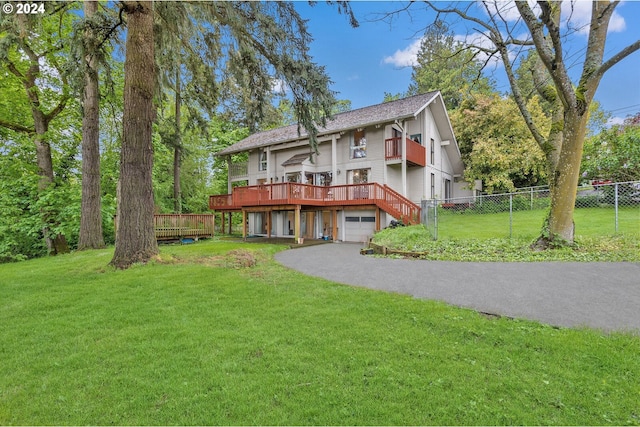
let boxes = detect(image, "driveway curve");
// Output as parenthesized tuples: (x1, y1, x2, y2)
(275, 242, 640, 333)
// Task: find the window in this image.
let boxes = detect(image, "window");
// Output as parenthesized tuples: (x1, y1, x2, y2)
(350, 129, 367, 159)
(444, 179, 451, 200)
(348, 168, 369, 184)
(430, 138, 435, 165)
(286, 172, 301, 183)
(430, 173, 436, 199)
(410, 133, 422, 144)
(258, 149, 267, 171)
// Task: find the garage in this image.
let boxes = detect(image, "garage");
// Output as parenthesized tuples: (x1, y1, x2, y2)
(344, 211, 376, 242)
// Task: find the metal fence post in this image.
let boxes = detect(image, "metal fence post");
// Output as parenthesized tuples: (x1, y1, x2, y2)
(530, 187, 534, 210)
(509, 193, 513, 239)
(434, 200, 438, 241)
(614, 183, 619, 233)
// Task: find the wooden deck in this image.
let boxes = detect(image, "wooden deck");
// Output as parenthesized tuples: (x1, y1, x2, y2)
(209, 182, 421, 225)
(114, 214, 215, 241)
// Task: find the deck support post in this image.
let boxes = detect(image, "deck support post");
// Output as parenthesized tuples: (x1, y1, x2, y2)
(267, 210, 272, 239)
(242, 210, 247, 240)
(294, 205, 301, 243)
(220, 212, 225, 235)
(228, 213, 232, 235)
(375, 207, 381, 232)
(332, 210, 338, 241)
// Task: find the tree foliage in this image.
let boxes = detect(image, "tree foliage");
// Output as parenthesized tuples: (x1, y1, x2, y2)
(409, 20, 495, 110)
(452, 94, 549, 193)
(0, 4, 82, 254)
(582, 113, 640, 183)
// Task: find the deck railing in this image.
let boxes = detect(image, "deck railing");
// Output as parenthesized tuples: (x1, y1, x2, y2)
(209, 183, 420, 224)
(384, 137, 427, 167)
(115, 214, 215, 240)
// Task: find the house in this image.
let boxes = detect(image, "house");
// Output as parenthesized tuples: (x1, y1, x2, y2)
(209, 91, 477, 242)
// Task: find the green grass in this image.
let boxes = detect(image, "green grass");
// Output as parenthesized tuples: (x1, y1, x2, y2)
(2, 240, 640, 425)
(437, 206, 640, 240)
(373, 225, 640, 262)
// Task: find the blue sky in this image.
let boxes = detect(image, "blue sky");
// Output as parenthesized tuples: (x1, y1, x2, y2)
(294, 1, 640, 125)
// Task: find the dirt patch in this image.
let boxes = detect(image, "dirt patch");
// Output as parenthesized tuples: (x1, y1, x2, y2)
(225, 249, 258, 268)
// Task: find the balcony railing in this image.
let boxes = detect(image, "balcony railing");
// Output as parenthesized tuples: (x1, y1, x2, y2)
(229, 161, 248, 179)
(209, 182, 420, 224)
(385, 137, 427, 167)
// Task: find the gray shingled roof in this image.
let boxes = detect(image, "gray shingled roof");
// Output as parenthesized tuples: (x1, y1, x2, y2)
(217, 91, 440, 155)
(281, 153, 311, 166)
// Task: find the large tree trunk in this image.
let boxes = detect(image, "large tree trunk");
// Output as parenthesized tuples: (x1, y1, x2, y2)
(110, 1, 158, 269)
(33, 111, 70, 255)
(536, 111, 589, 246)
(173, 68, 182, 214)
(78, 0, 106, 250)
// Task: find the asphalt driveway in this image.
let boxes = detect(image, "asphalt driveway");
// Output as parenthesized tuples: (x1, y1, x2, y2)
(275, 242, 640, 333)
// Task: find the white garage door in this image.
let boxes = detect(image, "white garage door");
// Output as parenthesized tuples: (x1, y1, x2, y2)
(344, 212, 376, 242)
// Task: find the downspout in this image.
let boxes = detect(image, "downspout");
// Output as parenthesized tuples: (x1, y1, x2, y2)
(331, 134, 337, 184)
(401, 120, 407, 197)
(226, 157, 232, 194)
(423, 110, 430, 199)
(266, 146, 272, 183)
(383, 127, 388, 186)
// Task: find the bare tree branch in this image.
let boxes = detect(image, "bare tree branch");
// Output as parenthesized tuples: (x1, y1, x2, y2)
(516, 1, 574, 111)
(597, 39, 640, 79)
(576, 1, 618, 112)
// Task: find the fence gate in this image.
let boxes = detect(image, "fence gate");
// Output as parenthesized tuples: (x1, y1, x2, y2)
(421, 199, 438, 240)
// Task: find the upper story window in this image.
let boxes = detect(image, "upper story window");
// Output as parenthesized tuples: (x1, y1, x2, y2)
(430, 138, 435, 165)
(410, 134, 422, 144)
(350, 129, 367, 159)
(258, 149, 267, 171)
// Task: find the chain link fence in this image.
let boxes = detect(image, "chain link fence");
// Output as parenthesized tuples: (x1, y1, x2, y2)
(422, 181, 640, 240)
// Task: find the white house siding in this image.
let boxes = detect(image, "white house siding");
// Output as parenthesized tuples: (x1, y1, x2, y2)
(407, 167, 425, 203)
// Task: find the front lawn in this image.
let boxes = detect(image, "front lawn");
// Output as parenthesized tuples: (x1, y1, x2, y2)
(1, 240, 639, 425)
(436, 206, 640, 240)
(372, 225, 640, 262)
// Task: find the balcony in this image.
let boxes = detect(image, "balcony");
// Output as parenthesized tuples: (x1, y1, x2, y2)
(228, 161, 248, 180)
(385, 137, 427, 167)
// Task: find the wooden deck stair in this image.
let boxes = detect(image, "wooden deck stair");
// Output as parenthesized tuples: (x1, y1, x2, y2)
(374, 185, 421, 225)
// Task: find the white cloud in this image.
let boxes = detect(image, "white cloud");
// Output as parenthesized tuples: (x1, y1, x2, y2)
(383, 0, 626, 70)
(383, 31, 509, 70)
(606, 116, 626, 127)
(382, 39, 422, 67)
(562, 1, 626, 35)
(608, 11, 626, 33)
(480, 1, 626, 35)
